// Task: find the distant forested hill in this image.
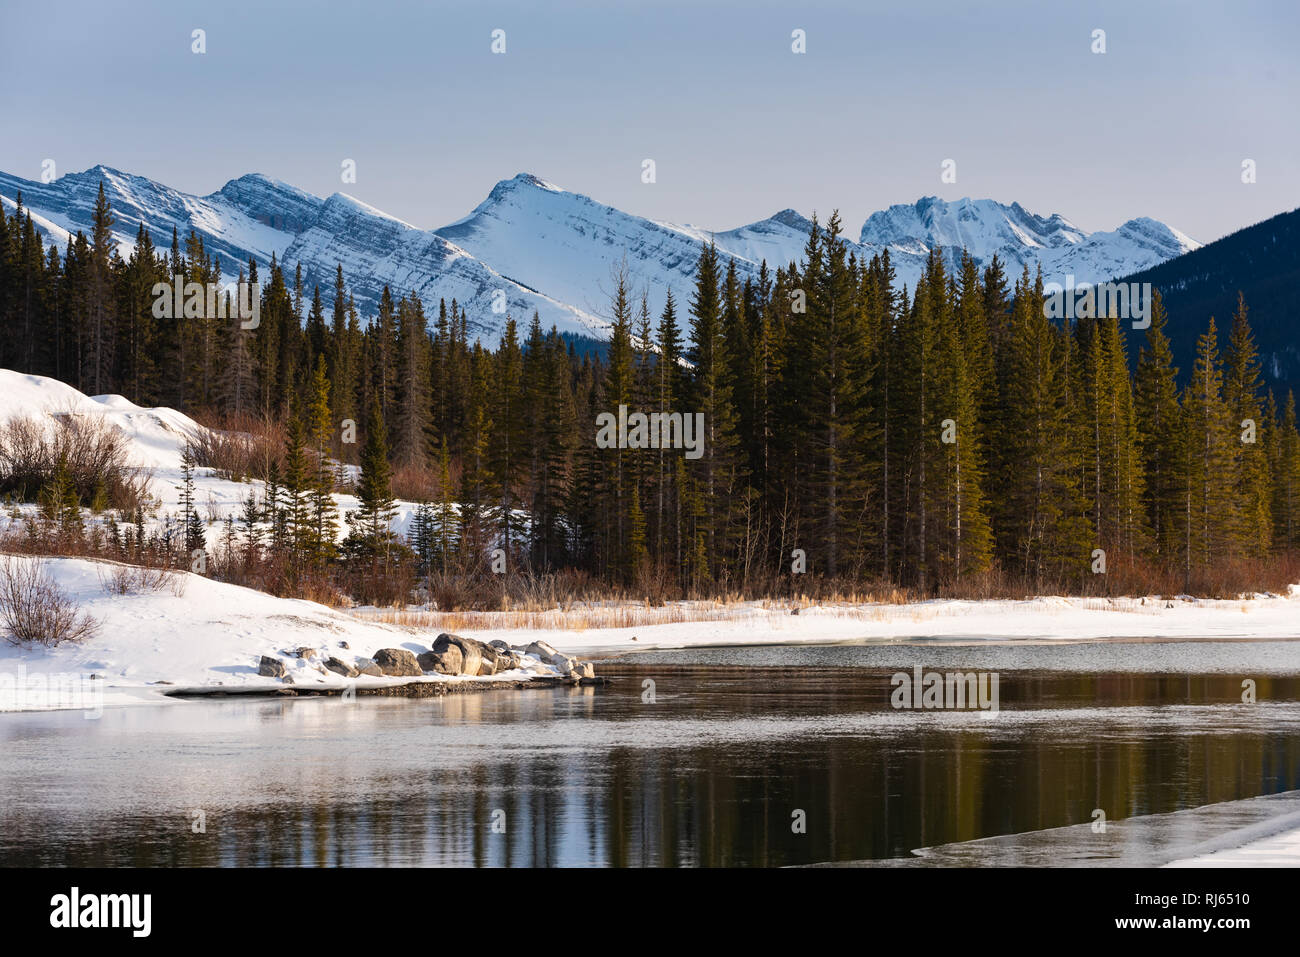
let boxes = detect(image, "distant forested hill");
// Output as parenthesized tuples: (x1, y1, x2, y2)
(1119, 207, 1300, 398)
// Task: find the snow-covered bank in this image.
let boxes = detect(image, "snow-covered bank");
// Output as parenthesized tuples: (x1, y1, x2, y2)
(1166, 823, 1300, 866)
(360, 590, 1300, 657)
(813, 789, 1300, 867)
(0, 556, 572, 713)
(0, 369, 434, 542)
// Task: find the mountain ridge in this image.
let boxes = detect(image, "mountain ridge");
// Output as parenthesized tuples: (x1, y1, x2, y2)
(0, 165, 1200, 341)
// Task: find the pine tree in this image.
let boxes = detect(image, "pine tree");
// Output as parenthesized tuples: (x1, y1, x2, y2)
(177, 444, 206, 559)
(996, 270, 1090, 587)
(1222, 293, 1272, 557)
(305, 356, 339, 565)
(1273, 392, 1300, 551)
(280, 409, 312, 567)
(354, 399, 397, 555)
(685, 241, 742, 582)
(932, 265, 993, 581)
(1180, 317, 1236, 583)
(1134, 291, 1184, 563)
(434, 440, 458, 575)
(490, 317, 525, 556)
(392, 293, 432, 466)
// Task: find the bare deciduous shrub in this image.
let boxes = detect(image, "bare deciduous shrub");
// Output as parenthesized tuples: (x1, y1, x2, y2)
(96, 560, 181, 597)
(0, 555, 98, 646)
(0, 412, 150, 510)
(390, 462, 441, 503)
(187, 410, 285, 483)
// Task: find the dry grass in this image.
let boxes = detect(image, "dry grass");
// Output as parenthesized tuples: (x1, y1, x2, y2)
(356, 592, 1167, 633)
(356, 580, 1293, 633)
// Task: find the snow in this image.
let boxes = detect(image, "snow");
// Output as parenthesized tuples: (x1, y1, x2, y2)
(377, 592, 1300, 657)
(0, 555, 563, 713)
(0, 369, 464, 548)
(859, 196, 1200, 291)
(1166, 824, 1300, 866)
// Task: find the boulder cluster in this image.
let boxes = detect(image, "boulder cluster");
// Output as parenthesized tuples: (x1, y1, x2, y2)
(257, 634, 596, 684)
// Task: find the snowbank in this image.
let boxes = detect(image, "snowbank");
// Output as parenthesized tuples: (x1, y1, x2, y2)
(0, 556, 562, 713)
(392, 592, 1300, 656)
(0, 368, 429, 539)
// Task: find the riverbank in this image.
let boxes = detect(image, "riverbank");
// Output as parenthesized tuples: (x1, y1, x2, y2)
(809, 789, 1300, 867)
(0, 556, 596, 713)
(356, 588, 1300, 656)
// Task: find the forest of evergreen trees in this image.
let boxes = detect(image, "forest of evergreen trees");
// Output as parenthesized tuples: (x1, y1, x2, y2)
(1, 182, 1298, 603)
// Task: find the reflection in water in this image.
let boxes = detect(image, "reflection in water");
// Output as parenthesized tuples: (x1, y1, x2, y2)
(2, 647, 1300, 866)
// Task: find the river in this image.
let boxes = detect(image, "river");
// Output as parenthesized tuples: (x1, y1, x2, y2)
(2, 639, 1299, 866)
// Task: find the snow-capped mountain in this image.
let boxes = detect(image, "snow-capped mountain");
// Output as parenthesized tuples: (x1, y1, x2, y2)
(0, 166, 608, 339)
(0, 166, 1198, 342)
(858, 196, 1199, 290)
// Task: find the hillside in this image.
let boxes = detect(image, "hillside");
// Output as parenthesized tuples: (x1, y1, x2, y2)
(1117, 207, 1300, 397)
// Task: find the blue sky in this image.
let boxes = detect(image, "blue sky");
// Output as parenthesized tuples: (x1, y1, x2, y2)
(3, 0, 1297, 243)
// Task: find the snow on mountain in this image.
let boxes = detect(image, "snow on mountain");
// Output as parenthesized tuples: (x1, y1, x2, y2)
(0, 166, 1198, 343)
(710, 208, 820, 270)
(435, 172, 731, 322)
(284, 189, 607, 339)
(0, 167, 605, 340)
(0, 164, 302, 270)
(859, 196, 1200, 290)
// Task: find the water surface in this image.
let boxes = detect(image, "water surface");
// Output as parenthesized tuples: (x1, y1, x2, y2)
(2, 639, 1299, 866)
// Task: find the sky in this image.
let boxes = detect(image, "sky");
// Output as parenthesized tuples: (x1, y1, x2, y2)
(2, 0, 1298, 244)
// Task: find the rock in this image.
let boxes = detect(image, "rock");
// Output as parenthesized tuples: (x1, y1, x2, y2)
(292, 647, 317, 659)
(324, 656, 359, 678)
(372, 648, 423, 677)
(577, 661, 595, 679)
(354, 659, 383, 677)
(418, 647, 464, 675)
(338, 641, 350, 650)
(489, 639, 511, 653)
(549, 652, 578, 673)
(432, 633, 494, 676)
(526, 639, 580, 673)
(258, 655, 287, 678)
(496, 651, 524, 671)
(526, 640, 559, 661)
(282, 674, 295, 685)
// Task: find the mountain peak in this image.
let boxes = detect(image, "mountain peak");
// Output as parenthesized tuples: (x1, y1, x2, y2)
(488, 172, 565, 200)
(768, 208, 812, 231)
(68, 163, 128, 181)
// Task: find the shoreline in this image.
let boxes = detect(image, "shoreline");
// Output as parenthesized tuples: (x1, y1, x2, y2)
(807, 790, 1300, 868)
(162, 673, 612, 699)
